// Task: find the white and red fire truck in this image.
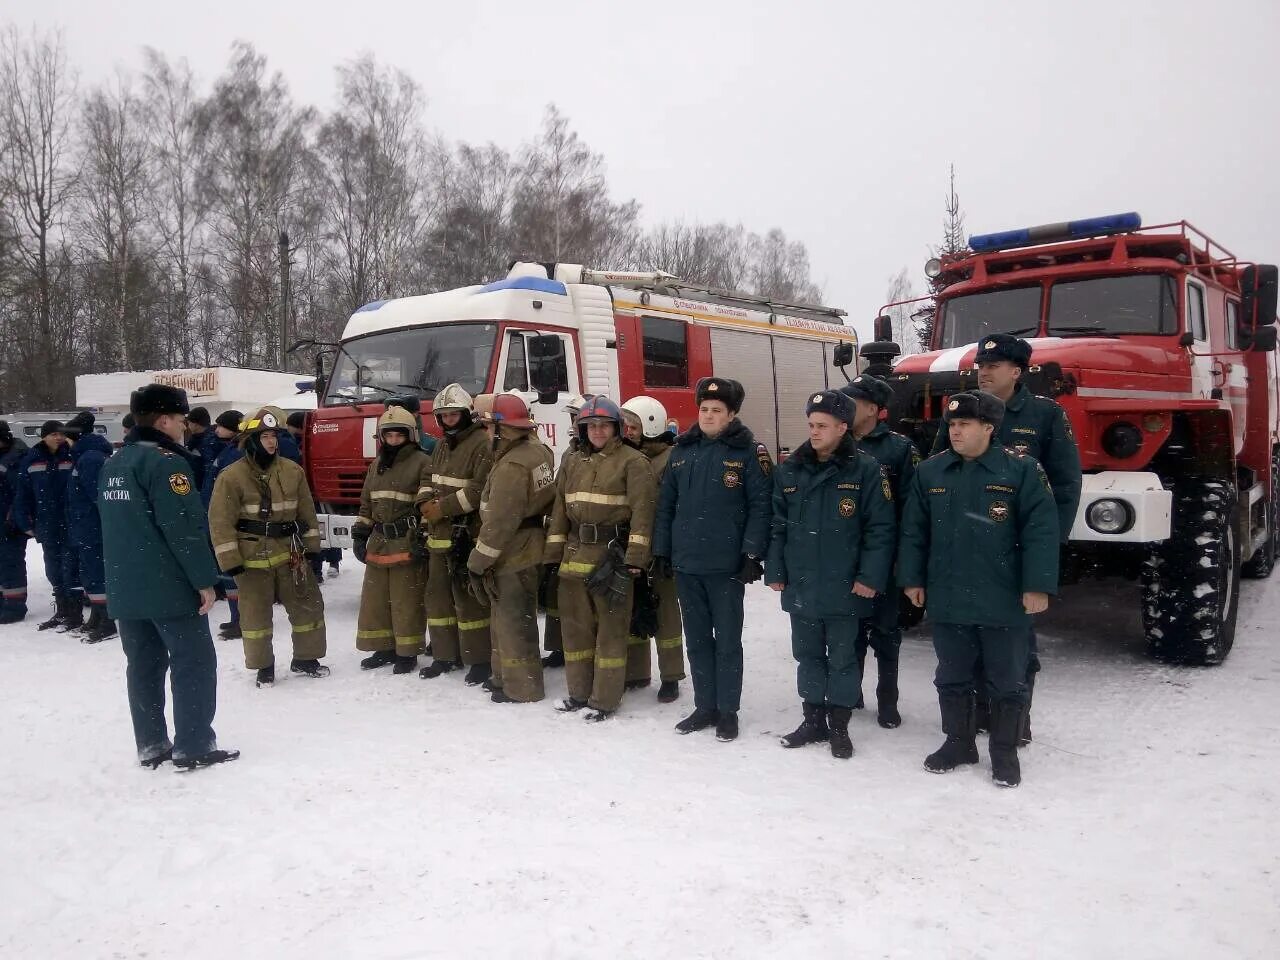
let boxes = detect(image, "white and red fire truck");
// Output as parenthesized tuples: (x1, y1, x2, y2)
(301, 261, 858, 552)
(865, 213, 1279, 665)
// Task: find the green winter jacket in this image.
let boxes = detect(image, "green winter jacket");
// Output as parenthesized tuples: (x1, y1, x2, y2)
(98, 427, 221, 620)
(765, 434, 896, 619)
(932, 383, 1081, 542)
(899, 444, 1060, 627)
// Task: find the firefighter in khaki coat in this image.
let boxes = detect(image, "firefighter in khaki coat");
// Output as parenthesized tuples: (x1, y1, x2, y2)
(545, 396, 657, 721)
(540, 393, 589, 668)
(208, 406, 328, 687)
(351, 406, 433, 674)
(465, 394, 556, 703)
(417, 384, 494, 684)
(620, 396, 685, 703)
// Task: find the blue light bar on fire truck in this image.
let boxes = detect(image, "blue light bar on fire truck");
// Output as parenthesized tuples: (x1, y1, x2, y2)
(968, 212, 1142, 253)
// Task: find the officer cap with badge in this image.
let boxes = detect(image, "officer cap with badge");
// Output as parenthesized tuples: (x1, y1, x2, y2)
(840, 374, 893, 410)
(804, 389, 852, 423)
(695, 376, 745, 413)
(942, 389, 1005, 429)
(974, 333, 1033, 370)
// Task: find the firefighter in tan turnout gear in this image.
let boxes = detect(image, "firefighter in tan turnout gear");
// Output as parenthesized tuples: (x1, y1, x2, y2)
(540, 393, 589, 668)
(208, 406, 328, 687)
(466, 394, 556, 703)
(545, 396, 657, 721)
(352, 406, 432, 674)
(621, 396, 685, 703)
(417, 383, 495, 685)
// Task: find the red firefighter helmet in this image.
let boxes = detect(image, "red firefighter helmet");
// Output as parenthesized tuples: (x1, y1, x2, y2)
(488, 393, 536, 430)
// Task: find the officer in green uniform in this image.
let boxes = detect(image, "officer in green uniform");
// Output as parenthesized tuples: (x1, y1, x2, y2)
(842, 373, 919, 728)
(766, 390, 895, 760)
(900, 390, 1059, 787)
(931, 334, 1081, 741)
(98, 384, 239, 771)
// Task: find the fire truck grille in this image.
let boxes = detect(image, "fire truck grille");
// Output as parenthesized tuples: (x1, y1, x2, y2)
(312, 462, 370, 504)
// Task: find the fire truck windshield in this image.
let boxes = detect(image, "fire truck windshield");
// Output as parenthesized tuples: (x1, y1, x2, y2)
(326, 323, 497, 404)
(1047, 274, 1178, 337)
(939, 286, 1041, 348)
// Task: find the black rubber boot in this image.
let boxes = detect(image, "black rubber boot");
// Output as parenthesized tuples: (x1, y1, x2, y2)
(219, 620, 234, 631)
(464, 663, 492, 686)
(219, 622, 242, 640)
(675, 708, 718, 734)
(924, 691, 981, 773)
(392, 654, 418, 674)
(83, 613, 118, 644)
(37, 596, 68, 631)
(79, 606, 103, 640)
(491, 689, 517, 703)
(779, 701, 829, 748)
(256, 664, 275, 687)
(715, 711, 739, 742)
(290, 658, 330, 678)
(139, 748, 172, 770)
(657, 680, 680, 703)
(481, 676, 499, 693)
(584, 708, 612, 722)
(418, 659, 458, 679)
(625, 678, 651, 691)
(828, 706, 854, 759)
(990, 699, 1025, 788)
(173, 748, 241, 771)
(876, 651, 902, 729)
(542, 649, 565, 668)
(1020, 661, 1039, 746)
(58, 597, 86, 633)
(556, 697, 588, 712)
(853, 640, 868, 709)
(360, 649, 396, 670)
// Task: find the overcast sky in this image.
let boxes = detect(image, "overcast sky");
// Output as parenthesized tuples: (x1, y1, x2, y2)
(9, 0, 1280, 340)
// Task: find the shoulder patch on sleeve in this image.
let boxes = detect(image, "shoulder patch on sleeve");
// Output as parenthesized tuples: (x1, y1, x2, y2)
(755, 442, 773, 477)
(880, 465, 893, 502)
(169, 472, 192, 495)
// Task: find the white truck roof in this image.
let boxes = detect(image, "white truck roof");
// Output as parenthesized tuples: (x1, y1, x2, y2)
(76, 367, 309, 417)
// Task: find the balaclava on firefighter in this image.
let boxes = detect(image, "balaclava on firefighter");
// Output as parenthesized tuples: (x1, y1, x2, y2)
(377, 405, 418, 473)
(433, 383, 474, 446)
(242, 406, 287, 470)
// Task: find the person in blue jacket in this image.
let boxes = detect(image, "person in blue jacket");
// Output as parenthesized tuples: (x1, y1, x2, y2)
(13, 419, 81, 630)
(202, 411, 244, 639)
(0, 421, 31, 624)
(765, 390, 896, 760)
(64, 411, 116, 642)
(652, 377, 772, 743)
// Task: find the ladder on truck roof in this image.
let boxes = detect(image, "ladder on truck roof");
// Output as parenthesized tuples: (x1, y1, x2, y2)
(575, 267, 848, 325)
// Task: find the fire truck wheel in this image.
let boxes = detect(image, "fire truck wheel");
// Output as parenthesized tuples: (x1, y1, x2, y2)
(1241, 451, 1280, 580)
(1141, 478, 1240, 666)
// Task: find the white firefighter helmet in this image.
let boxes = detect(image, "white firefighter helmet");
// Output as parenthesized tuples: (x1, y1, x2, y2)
(377, 404, 419, 443)
(433, 382, 473, 413)
(620, 396, 669, 439)
(563, 393, 589, 414)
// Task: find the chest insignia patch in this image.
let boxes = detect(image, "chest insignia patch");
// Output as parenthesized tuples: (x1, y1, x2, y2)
(782, 485, 797, 495)
(836, 482, 860, 491)
(1011, 427, 1037, 436)
(988, 500, 1010, 522)
(929, 486, 947, 495)
(723, 469, 742, 489)
(169, 473, 192, 496)
(838, 497, 856, 518)
(986, 483, 1015, 494)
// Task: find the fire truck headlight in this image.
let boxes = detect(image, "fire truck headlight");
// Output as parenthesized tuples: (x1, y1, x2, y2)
(925, 257, 943, 279)
(1086, 498, 1134, 535)
(1102, 421, 1144, 459)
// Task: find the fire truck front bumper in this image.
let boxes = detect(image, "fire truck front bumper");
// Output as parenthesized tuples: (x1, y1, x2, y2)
(1068, 472, 1172, 543)
(319, 513, 357, 550)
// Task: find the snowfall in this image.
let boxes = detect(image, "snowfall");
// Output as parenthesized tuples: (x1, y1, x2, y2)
(1, 541, 1277, 960)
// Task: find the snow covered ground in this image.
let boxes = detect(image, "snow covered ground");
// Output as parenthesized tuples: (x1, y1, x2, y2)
(2, 540, 1277, 959)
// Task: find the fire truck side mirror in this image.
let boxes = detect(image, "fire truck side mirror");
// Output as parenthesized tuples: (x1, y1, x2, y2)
(832, 342, 854, 368)
(1241, 265, 1279, 347)
(1247, 325, 1278, 353)
(873, 315, 893, 342)
(528, 334, 565, 405)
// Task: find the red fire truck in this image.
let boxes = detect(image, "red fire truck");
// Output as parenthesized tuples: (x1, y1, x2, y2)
(300, 261, 858, 552)
(865, 213, 1279, 665)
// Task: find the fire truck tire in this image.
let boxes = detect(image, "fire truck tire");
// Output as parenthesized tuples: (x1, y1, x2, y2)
(1241, 451, 1280, 580)
(1141, 478, 1240, 666)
